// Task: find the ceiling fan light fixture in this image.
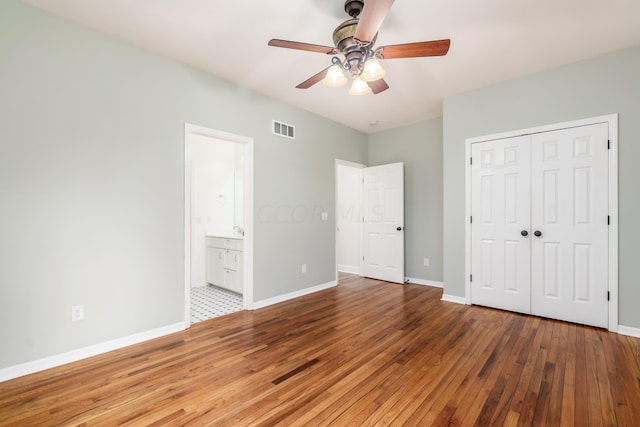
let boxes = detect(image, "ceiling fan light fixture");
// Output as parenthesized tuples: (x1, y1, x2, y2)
(322, 65, 348, 87)
(361, 58, 386, 82)
(268, 1, 451, 96)
(348, 76, 372, 95)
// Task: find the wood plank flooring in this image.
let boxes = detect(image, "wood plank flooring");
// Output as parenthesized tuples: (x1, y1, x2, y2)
(1, 275, 639, 426)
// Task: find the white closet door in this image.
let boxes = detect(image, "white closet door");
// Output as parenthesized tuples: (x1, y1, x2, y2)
(530, 123, 609, 328)
(363, 163, 404, 283)
(471, 136, 531, 314)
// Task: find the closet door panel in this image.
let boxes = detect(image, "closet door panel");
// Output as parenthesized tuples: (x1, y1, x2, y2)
(471, 136, 531, 314)
(530, 123, 609, 328)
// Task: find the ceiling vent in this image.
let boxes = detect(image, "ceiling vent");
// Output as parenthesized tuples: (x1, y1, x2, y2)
(272, 120, 295, 139)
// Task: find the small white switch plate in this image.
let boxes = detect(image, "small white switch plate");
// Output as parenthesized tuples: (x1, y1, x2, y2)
(321, 212, 328, 221)
(424, 258, 430, 267)
(302, 263, 307, 275)
(71, 304, 84, 322)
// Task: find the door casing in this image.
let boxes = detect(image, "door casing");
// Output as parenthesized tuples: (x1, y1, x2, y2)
(184, 123, 254, 327)
(464, 114, 618, 331)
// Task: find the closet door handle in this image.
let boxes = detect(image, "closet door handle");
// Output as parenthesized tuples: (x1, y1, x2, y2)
(521, 230, 528, 237)
(534, 230, 542, 237)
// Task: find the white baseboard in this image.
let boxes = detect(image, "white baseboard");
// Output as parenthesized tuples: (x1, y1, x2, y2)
(617, 325, 640, 338)
(253, 280, 338, 310)
(338, 265, 360, 275)
(405, 278, 444, 288)
(0, 322, 186, 383)
(441, 294, 467, 305)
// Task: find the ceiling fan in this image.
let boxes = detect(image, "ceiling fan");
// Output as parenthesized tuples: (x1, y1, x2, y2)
(267, 0, 450, 95)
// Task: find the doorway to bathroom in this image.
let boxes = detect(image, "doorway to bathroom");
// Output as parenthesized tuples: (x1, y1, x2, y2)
(184, 124, 254, 325)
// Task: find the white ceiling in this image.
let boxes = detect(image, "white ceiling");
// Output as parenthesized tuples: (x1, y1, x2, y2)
(23, 0, 640, 133)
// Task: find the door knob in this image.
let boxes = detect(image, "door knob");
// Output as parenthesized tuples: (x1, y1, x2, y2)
(534, 230, 542, 237)
(521, 230, 528, 237)
(396, 226, 403, 231)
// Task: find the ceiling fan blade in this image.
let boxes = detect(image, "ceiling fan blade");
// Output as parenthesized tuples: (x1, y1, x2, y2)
(296, 66, 331, 89)
(376, 39, 451, 59)
(367, 78, 389, 94)
(354, 0, 395, 44)
(268, 39, 337, 55)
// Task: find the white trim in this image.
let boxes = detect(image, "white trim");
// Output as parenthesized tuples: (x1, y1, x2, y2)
(464, 138, 472, 305)
(335, 159, 366, 169)
(464, 114, 618, 331)
(465, 115, 618, 144)
(607, 116, 619, 332)
(441, 294, 467, 305)
(617, 325, 640, 338)
(184, 124, 255, 322)
(253, 280, 338, 310)
(0, 322, 185, 383)
(244, 135, 255, 309)
(406, 277, 443, 288)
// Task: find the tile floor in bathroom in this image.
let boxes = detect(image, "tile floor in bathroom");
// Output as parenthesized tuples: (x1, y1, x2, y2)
(190, 284, 243, 323)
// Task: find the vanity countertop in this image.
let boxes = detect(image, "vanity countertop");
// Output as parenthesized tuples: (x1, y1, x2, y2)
(206, 235, 243, 240)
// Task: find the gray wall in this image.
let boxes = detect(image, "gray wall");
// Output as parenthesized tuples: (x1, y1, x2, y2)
(443, 45, 640, 328)
(0, 1, 367, 368)
(368, 118, 443, 283)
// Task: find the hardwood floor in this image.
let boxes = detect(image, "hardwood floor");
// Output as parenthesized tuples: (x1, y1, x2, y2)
(1, 276, 639, 426)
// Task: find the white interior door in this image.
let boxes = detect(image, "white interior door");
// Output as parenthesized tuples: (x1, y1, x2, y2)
(363, 163, 404, 283)
(471, 136, 532, 314)
(530, 123, 609, 328)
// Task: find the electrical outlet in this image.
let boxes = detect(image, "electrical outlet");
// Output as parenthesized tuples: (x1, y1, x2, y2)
(424, 258, 430, 267)
(71, 304, 84, 322)
(302, 263, 307, 276)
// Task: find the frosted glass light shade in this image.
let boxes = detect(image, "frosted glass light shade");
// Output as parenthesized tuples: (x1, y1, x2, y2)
(361, 58, 386, 82)
(322, 65, 348, 87)
(348, 76, 372, 95)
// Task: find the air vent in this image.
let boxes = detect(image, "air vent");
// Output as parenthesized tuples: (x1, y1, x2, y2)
(272, 120, 295, 139)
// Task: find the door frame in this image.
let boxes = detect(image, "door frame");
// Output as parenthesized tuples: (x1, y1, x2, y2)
(335, 159, 365, 280)
(184, 123, 254, 327)
(464, 114, 618, 331)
